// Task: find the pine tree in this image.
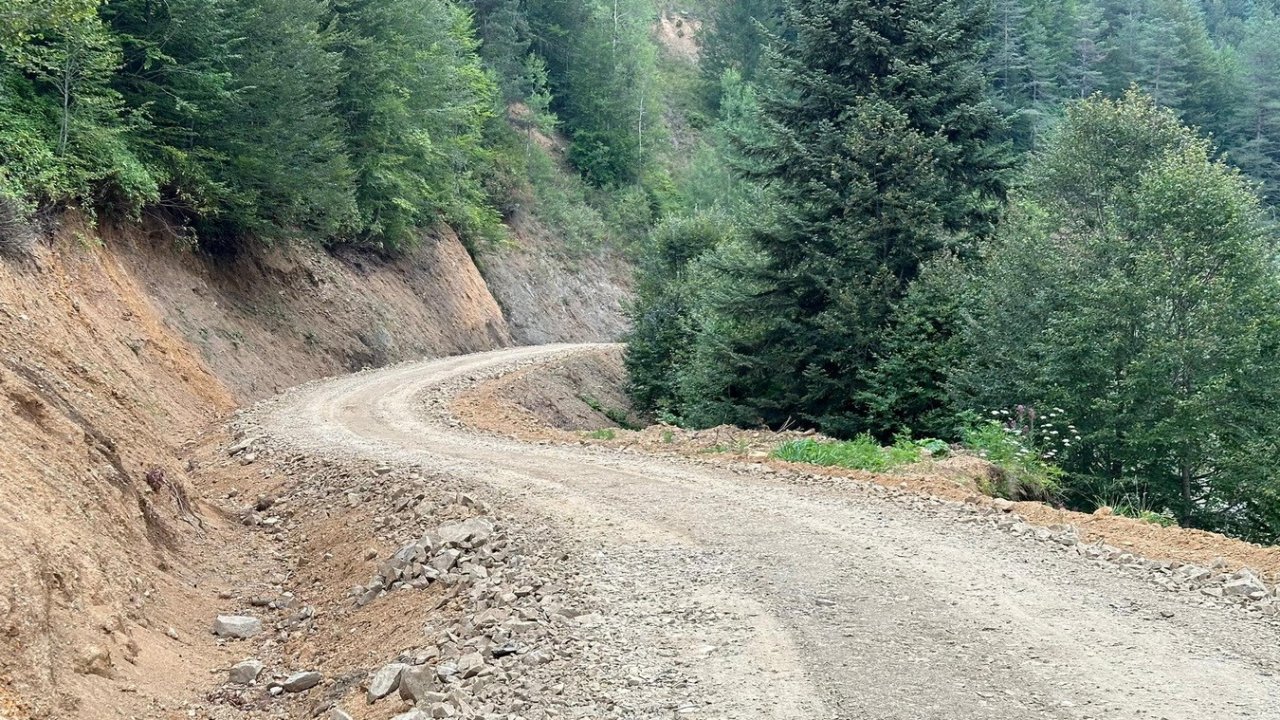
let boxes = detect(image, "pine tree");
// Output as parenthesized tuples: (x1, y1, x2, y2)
(526, 0, 659, 184)
(105, 0, 356, 240)
(1232, 9, 1280, 205)
(331, 0, 498, 247)
(699, 0, 786, 103)
(1065, 0, 1109, 99)
(463, 0, 533, 101)
(718, 0, 1012, 435)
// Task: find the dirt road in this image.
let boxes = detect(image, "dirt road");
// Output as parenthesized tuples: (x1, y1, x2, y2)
(251, 344, 1280, 719)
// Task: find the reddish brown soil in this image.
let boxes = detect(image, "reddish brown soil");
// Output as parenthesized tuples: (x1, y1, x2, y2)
(0, 218, 239, 719)
(0, 212, 625, 719)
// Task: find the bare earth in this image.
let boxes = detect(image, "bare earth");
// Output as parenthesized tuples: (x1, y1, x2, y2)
(249, 343, 1280, 720)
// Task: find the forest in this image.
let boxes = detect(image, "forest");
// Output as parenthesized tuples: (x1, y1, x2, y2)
(627, 0, 1280, 543)
(3, 0, 1280, 542)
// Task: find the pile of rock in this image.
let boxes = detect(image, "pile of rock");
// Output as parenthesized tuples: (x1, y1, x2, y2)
(977, 505, 1280, 613)
(339, 517, 587, 719)
(355, 516, 503, 607)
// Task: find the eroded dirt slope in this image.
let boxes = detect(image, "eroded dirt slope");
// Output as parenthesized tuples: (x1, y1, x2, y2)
(475, 214, 631, 347)
(0, 214, 629, 719)
(0, 223, 238, 719)
(110, 222, 513, 400)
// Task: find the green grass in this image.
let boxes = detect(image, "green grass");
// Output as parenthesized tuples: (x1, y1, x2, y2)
(585, 429, 616, 441)
(770, 435, 930, 472)
(961, 421, 1062, 500)
(578, 393, 641, 430)
(1092, 492, 1179, 528)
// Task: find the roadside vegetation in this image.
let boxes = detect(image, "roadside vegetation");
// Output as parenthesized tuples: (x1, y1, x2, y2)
(625, 0, 1280, 544)
(0, 0, 676, 254)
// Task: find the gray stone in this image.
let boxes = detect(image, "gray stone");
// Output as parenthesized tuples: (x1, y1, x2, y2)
(391, 711, 429, 720)
(430, 549, 462, 573)
(330, 709, 355, 720)
(472, 608, 509, 629)
(367, 662, 407, 702)
(1224, 576, 1268, 598)
(437, 518, 494, 547)
(398, 665, 439, 702)
(212, 615, 262, 639)
(1175, 565, 1213, 584)
(228, 658, 264, 685)
(429, 702, 456, 718)
(456, 652, 485, 679)
(281, 671, 323, 692)
(227, 437, 258, 456)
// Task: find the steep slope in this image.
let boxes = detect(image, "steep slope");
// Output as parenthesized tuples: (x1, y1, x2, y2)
(0, 212, 629, 718)
(108, 220, 515, 399)
(0, 220, 235, 718)
(477, 213, 631, 346)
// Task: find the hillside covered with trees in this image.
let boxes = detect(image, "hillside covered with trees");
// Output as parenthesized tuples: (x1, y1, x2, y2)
(4, 0, 1280, 542)
(0, 0, 673, 253)
(627, 0, 1280, 543)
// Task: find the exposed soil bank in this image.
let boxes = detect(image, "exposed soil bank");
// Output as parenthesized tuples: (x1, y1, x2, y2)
(0, 215, 628, 719)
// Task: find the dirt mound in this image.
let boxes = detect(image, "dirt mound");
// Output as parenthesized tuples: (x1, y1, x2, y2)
(454, 345, 641, 434)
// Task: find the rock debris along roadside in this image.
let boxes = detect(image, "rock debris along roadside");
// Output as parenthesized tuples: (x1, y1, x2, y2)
(218, 344, 1280, 720)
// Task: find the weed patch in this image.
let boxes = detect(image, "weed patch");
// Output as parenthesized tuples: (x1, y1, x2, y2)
(961, 421, 1062, 500)
(771, 435, 933, 473)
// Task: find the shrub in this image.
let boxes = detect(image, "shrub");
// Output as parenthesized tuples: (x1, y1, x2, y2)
(961, 420, 1062, 500)
(0, 184, 36, 255)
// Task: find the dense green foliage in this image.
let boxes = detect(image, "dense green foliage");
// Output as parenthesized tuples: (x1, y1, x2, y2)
(628, 0, 1280, 541)
(628, 0, 1013, 432)
(959, 93, 1280, 539)
(0, 0, 669, 250)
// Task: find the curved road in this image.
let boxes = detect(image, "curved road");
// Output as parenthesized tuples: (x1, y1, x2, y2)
(252, 344, 1280, 719)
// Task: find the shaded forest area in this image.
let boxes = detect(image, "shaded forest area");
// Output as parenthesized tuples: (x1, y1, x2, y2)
(627, 0, 1280, 542)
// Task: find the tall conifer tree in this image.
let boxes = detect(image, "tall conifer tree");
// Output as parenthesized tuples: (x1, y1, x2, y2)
(721, 0, 1011, 435)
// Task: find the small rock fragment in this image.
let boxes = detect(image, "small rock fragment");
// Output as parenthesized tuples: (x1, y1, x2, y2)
(456, 652, 485, 679)
(367, 662, 407, 703)
(228, 658, 265, 685)
(212, 615, 262, 639)
(280, 670, 323, 693)
(74, 645, 114, 678)
(398, 665, 439, 703)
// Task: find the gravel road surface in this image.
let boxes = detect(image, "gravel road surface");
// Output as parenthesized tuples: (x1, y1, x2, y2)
(250, 344, 1280, 719)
